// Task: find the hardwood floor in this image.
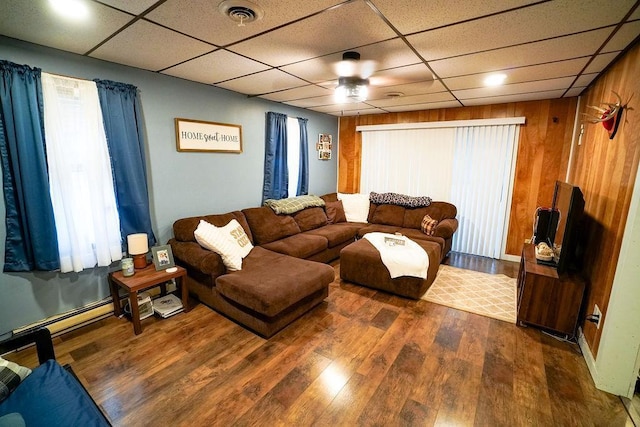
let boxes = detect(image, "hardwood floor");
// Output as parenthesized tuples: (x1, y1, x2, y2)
(5, 254, 632, 426)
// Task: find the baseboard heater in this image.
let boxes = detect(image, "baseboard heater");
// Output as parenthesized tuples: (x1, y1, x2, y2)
(12, 298, 115, 338)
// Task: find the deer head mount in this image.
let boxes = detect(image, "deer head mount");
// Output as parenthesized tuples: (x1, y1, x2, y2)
(582, 91, 626, 139)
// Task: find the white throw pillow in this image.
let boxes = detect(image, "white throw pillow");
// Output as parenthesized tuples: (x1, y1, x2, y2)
(337, 193, 370, 223)
(194, 220, 251, 271)
(218, 219, 253, 258)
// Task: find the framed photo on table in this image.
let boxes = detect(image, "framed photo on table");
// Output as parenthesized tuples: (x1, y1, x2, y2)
(151, 245, 175, 271)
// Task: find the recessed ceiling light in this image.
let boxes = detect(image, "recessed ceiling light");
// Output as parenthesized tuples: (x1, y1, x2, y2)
(49, 0, 89, 20)
(484, 73, 507, 87)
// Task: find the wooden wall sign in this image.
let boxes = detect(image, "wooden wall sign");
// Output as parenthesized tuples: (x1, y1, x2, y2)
(175, 118, 242, 153)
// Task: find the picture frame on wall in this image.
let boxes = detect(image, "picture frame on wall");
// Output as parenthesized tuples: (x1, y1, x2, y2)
(175, 118, 242, 153)
(151, 245, 175, 271)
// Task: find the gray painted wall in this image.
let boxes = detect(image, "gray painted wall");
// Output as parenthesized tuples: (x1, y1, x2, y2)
(0, 36, 339, 336)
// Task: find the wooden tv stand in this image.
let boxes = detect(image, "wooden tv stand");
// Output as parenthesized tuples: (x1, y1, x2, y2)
(516, 243, 584, 338)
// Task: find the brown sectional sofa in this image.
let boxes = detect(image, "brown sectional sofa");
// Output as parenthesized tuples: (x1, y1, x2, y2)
(168, 193, 457, 337)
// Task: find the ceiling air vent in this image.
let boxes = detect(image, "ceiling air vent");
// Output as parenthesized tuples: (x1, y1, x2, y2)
(219, 0, 264, 26)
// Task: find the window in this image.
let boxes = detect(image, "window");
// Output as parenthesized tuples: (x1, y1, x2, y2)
(41, 73, 122, 273)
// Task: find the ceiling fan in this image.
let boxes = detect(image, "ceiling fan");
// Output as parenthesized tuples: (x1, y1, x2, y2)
(333, 51, 377, 103)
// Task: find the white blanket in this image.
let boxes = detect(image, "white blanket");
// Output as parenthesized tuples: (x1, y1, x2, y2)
(363, 232, 429, 279)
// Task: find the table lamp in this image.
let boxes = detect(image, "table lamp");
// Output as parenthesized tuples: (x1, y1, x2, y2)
(127, 233, 149, 269)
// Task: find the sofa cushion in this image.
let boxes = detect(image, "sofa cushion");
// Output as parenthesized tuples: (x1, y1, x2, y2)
(173, 211, 253, 244)
(402, 202, 457, 229)
(370, 204, 405, 227)
(215, 247, 334, 317)
(324, 200, 346, 224)
(337, 193, 370, 223)
(260, 233, 328, 259)
(0, 358, 31, 403)
(0, 360, 110, 426)
(292, 207, 328, 232)
(357, 224, 402, 238)
(304, 224, 358, 248)
(242, 206, 301, 245)
(194, 220, 245, 271)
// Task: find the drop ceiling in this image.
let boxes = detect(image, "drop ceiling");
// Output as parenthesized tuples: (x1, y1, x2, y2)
(1, 0, 639, 116)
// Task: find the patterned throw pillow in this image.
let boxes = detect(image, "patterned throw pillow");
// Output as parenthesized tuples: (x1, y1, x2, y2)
(370, 192, 432, 208)
(421, 214, 439, 235)
(194, 219, 253, 271)
(0, 357, 31, 402)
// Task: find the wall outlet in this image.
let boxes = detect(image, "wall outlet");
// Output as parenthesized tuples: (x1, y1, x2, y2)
(593, 304, 602, 329)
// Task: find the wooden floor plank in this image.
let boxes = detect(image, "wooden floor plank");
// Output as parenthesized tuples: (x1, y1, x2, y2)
(3, 254, 631, 426)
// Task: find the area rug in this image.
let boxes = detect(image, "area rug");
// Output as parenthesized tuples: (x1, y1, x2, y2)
(422, 264, 517, 323)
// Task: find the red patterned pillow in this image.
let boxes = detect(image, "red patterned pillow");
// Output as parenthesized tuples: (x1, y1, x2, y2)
(421, 214, 438, 235)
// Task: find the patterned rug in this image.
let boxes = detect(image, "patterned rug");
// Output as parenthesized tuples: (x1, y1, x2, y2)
(422, 264, 517, 323)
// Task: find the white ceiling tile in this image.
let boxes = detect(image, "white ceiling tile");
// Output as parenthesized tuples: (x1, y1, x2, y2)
(367, 81, 444, 100)
(384, 100, 463, 112)
(371, 0, 538, 34)
(368, 64, 435, 87)
(215, 69, 308, 95)
(408, 0, 635, 61)
(162, 50, 270, 84)
(286, 95, 337, 108)
(602, 21, 640, 53)
(100, 0, 159, 15)
(259, 85, 333, 102)
(443, 58, 589, 90)
(453, 77, 576, 100)
(430, 28, 612, 78)
(228, 1, 396, 66)
(564, 87, 586, 97)
(367, 91, 456, 108)
(574, 73, 598, 88)
(90, 20, 214, 71)
(461, 90, 568, 106)
(0, 0, 132, 54)
(583, 52, 620, 74)
(146, 0, 343, 46)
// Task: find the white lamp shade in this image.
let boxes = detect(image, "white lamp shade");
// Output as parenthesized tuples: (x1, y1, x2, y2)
(127, 233, 148, 255)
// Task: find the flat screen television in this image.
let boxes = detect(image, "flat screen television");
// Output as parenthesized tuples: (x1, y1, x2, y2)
(548, 181, 585, 274)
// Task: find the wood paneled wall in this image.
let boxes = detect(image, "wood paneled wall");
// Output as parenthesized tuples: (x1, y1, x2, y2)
(571, 42, 640, 357)
(338, 98, 578, 256)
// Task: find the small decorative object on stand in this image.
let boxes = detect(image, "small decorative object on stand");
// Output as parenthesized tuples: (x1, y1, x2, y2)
(121, 257, 134, 277)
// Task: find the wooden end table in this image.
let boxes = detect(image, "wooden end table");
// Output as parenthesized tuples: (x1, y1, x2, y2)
(108, 264, 188, 335)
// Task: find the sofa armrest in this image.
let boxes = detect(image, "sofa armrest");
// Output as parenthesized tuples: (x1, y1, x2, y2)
(169, 239, 226, 277)
(0, 327, 55, 364)
(433, 218, 458, 240)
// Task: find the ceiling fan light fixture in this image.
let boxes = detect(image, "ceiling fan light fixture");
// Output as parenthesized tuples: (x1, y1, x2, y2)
(335, 76, 369, 103)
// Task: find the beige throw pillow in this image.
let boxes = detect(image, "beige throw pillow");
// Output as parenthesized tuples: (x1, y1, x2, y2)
(337, 193, 370, 223)
(194, 219, 253, 271)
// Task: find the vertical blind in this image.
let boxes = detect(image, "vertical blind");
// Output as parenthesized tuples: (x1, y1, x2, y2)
(359, 119, 522, 259)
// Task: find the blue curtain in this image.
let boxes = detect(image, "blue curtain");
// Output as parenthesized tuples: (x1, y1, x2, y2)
(0, 61, 59, 271)
(94, 79, 156, 248)
(296, 117, 309, 196)
(263, 112, 288, 203)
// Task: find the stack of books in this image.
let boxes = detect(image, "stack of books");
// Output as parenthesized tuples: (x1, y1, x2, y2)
(153, 294, 184, 318)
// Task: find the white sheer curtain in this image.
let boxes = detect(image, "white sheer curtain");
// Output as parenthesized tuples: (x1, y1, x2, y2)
(41, 73, 122, 273)
(450, 125, 519, 257)
(286, 117, 300, 197)
(359, 120, 521, 259)
(360, 128, 455, 201)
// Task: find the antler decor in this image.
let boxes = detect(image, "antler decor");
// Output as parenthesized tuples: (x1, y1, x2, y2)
(582, 91, 626, 139)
